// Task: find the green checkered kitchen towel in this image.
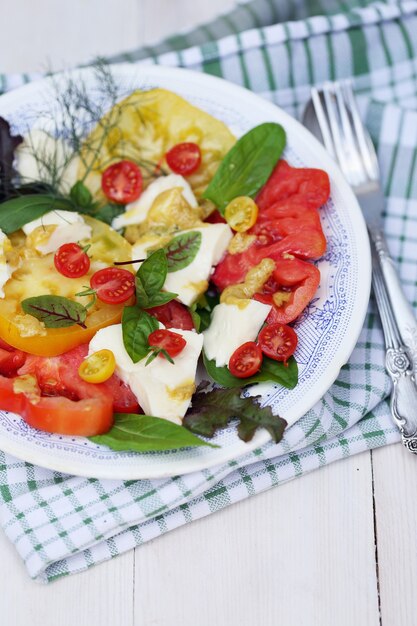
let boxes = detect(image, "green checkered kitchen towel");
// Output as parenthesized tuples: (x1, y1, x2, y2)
(1, 0, 416, 583)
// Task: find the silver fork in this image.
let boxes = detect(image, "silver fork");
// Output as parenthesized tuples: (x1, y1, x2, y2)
(303, 81, 417, 452)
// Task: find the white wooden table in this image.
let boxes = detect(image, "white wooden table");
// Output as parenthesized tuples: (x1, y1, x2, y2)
(1, 2, 417, 624)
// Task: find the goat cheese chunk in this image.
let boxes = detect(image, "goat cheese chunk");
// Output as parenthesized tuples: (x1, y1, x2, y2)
(163, 223, 233, 306)
(112, 174, 197, 229)
(89, 324, 204, 424)
(22, 210, 92, 255)
(203, 300, 272, 368)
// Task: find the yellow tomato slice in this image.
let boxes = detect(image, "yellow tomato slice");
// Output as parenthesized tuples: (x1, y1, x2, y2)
(78, 349, 116, 383)
(224, 196, 259, 233)
(0, 217, 134, 356)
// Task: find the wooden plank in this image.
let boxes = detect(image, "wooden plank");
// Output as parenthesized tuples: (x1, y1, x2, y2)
(0, 528, 135, 626)
(0, 0, 141, 73)
(134, 453, 379, 626)
(372, 443, 417, 625)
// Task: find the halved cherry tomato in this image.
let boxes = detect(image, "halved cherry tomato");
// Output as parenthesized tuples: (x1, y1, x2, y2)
(148, 329, 186, 359)
(146, 300, 195, 330)
(54, 243, 90, 278)
(166, 142, 201, 176)
(90, 267, 136, 304)
(229, 341, 263, 378)
(254, 257, 320, 324)
(256, 160, 330, 211)
(78, 349, 116, 383)
(225, 196, 258, 233)
(102, 160, 143, 204)
(258, 323, 298, 363)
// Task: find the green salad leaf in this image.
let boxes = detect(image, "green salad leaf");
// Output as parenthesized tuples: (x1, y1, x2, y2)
(164, 231, 202, 272)
(122, 306, 159, 363)
(203, 352, 298, 389)
(90, 413, 217, 452)
(21, 295, 87, 328)
(203, 122, 286, 212)
(135, 249, 177, 309)
(0, 194, 75, 234)
(183, 385, 287, 443)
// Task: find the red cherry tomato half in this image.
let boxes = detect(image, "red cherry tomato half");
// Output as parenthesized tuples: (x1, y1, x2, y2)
(146, 300, 195, 330)
(257, 323, 298, 363)
(54, 243, 91, 278)
(166, 142, 202, 176)
(101, 160, 143, 204)
(148, 329, 187, 359)
(228, 341, 263, 378)
(90, 267, 135, 304)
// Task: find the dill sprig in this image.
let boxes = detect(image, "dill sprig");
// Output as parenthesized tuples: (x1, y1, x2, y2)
(16, 59, 166, 198)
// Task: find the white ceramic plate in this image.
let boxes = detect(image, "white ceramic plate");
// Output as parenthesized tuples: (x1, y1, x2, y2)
(0, 64, 371, 479)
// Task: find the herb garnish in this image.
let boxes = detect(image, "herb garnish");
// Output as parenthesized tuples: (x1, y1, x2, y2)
(164, 231, 202, 272)
(203, 122, 286, 212)
(183, 383, 287, 443)
(135, 249, 177, 309)
(203, 352, 298, 389)
(21, 295, 88, 329)
(90, 413, 217, 452)
(121, 306, 159, 363)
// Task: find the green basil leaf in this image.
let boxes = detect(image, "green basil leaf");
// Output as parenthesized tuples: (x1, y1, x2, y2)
(202, 123, 286, 212)
(21, 295, 87, 328)
(91, 202, 124, 225)
(135, 249, 169, 307)
(70, 181, 93, 208)
(122, 306, 159, 363)
(165, 231, 202, 272)
(90, 413, 217, 452)
(183, 386, 286, 443)
(144, 291, 178, 308)
(203, 352, 298, 389)
(0, 194, 75, 234)
(189, 304, 201, 332)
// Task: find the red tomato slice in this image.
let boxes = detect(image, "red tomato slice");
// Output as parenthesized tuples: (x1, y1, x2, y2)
(229, 342, 263, 378)
(54, 243, 91, 278)
(0, 345, 26, 377)
(254, 257, 320, 324)
(102, 160, 143, 204)
(166, 142, 201, 176)
(146, 300, 195, 330)
(0, 369, 113, 436)
(148, 329, 186, 359)
(258, 323, 298, 363)
(6, 345, 141, 435)
(90, 267, 135, 304)
(256, 160, 330, 211)
(100, 376, 140, 414)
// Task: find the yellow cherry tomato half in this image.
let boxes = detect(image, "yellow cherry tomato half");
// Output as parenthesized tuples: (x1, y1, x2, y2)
(224, 196, 259, 233)
(78, 349, 116, 384)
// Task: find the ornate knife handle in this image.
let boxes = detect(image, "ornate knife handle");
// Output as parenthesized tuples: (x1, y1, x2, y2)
(371, 240, 417, 454)
(386, 347, 417, 451)
(372, 228, 417, 373)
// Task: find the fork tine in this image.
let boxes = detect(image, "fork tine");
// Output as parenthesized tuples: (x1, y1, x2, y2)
(321, 83, 352, 180)
(311, 86, 336, 158)
(342, 81, 379, 180)
(333, 83, 365, 187)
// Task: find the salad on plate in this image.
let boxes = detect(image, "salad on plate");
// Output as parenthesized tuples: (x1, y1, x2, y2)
(0, 72, 330, 454)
